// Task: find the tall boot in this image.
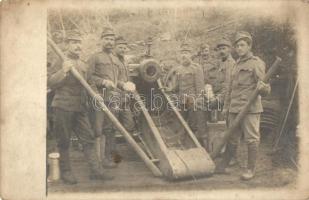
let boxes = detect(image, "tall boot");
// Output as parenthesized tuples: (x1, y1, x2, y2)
(215, 143, 237, 174)
(83, 143, 114, 180)
(102, 132, 117, 169)
(59, 148, 77, 184)
(241, 142, 258, 180)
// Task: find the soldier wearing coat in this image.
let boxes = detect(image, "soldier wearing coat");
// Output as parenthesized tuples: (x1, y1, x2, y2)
(167, 42, 208, 148)
(216, 31, 271, 180)
(113, 36, 135, 133)
(88, 28, 136, 168)
(48, 30, 113, 184)
(197, 43, 219, 90)
(215, 38, 236, 107)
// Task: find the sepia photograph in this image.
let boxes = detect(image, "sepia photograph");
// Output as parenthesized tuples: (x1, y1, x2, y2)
(1, 0, 309, 199)
(46, 1, 299, 193)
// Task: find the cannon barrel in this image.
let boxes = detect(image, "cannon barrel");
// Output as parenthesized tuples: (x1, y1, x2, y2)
(128, 58, 161, 83)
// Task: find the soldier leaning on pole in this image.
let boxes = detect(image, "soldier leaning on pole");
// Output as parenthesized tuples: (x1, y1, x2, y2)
(216, 31, 271, 180)
(87, 28, 136, 169)
(47, 30, 113, 184)
(167, 42, 208, 149)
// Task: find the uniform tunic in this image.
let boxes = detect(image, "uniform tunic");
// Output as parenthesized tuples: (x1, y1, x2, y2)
(216, 55, 236, 103)
(223, 52, 270, 114)
(88, 51, 134, 134)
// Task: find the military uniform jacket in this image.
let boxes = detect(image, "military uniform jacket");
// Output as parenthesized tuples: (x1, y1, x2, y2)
(223, 52, 270, 114)
(216, 55, 236, 101)
(201, 59, 219, 90)
(47, 55, 94, 112)
(173, 63, 205, 105)
(87, 51, 122, 102)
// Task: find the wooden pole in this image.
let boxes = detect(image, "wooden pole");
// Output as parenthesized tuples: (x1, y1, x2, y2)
(157, 79, 202, 148)
(133, 91, 168, 153)
(210, 57, 282, 158)
(47, 37, 163, 177)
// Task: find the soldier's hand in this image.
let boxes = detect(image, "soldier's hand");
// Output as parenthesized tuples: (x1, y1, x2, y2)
(102, 80, 116, 89)
(95, 95, 104, 103)
(257, 80, 268, 92)
(123, 81, 136, 92)
(62, 59, 74, 73)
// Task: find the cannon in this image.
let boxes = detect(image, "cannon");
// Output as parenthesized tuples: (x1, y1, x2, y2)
(124, 49, 215, 179)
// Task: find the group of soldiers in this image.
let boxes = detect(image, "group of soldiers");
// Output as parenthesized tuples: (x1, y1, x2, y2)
(169, 31, 270, 180)
(47, 26, 270, 184)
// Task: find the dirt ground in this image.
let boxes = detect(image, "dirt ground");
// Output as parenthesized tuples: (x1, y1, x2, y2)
(47, 134, 297, 194)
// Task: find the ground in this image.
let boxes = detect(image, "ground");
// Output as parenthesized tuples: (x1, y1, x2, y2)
(47, 135, 297, 194)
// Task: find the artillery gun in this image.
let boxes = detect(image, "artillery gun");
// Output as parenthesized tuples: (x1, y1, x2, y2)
(121, 37, 215, 179)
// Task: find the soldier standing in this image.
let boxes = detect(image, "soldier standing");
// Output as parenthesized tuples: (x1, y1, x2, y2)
(88, 28, 136, 168)
(168, 42, 207, 147)
(215, 38, 236, 113)
(216, 31, 271, 180)
(113, 36, 136, 134)
(197, 43, 218, 90)
(48, 30, 113, 184)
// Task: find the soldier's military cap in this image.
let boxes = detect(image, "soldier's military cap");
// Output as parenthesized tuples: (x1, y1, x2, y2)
(234, 31, 252, 44)
(65, 30, 82, 41)
(66, 30, 82, 41)
(101, 27, 115, 38)
(200, 43, 210, 50)
(180, 42, 192, 52)
(115, 36, 127, 45)
(216, 37, 232, 48)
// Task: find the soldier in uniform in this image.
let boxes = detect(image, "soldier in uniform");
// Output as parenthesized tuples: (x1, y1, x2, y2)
(215, 37, 236, 108)
(216, 31, 271, 180)
(88, 28, 136, 168)
(48, 30, 113, 184)
(167, 42, 207, 147)
(197, 43, 218, 89)
(113, 36, 136, 133)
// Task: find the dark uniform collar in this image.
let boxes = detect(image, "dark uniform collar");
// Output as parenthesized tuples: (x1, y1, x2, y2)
(237, 51, 253, 63)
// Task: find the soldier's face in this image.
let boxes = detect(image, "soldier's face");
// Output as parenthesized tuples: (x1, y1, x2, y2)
(115, 44, 127, 57)
(201, 47, 209, 59)
(180, 51, 192, 66)
(218, 45, 231, 59)
(101, 35, 115, 50)
(67, 40, 82, 56)
(235, 40, 251, 57)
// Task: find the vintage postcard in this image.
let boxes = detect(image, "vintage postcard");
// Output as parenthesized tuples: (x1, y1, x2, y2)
(1, 0, 309, 199)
